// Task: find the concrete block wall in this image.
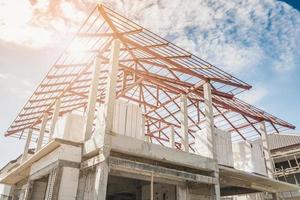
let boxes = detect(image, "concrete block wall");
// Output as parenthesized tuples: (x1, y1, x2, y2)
(97, 99, 145, 140)
(53, 113, 85, 143)
(232, 141, 267, 175)
(194, 128, 234, 167)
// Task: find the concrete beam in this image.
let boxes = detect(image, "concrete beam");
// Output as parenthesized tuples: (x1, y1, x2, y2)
(36, 113, 49, 151)
(83, 134, 217, 171)
(180, 94, 189, 152)
(108, 156, 217, 185)
(21, 129, 33, 162)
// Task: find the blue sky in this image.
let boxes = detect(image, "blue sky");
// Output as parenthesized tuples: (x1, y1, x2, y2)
(280, 0, 300, 11)
(0, 0, 299, 168)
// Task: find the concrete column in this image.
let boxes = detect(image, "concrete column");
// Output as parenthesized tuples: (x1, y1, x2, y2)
(57, 167, 80, 200)
(260, 121, 274, 178)
(93, 39, 120, 200)
(84, 57, 102, 140)
(259, 121, 279, 200)
(180, 94, 189, 152)
(44, 168, 58, 200)
(203, 81, 220, 200)
(49, 99, 61, 140)
(93, 161, 109, 200)
(271, 193, 279, 200)
(21, 129, 33, 162)
(176, 185, 191, 200)
(203, 82, 216, 159)
(36, 113, 48, 151)
(103, 39, 120, 132)
(212, 172, 221, 200)
(22, 181, 33, 200)
(170, 125, 175, 148)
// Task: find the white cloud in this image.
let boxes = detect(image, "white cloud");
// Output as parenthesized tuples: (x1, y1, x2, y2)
(106, 0, 300, 74)
(0, 0, 90, 48)
(0, 73, 33, 98)
(0, 73, 15, 80)
(0, 0, 299, 73)
(238, 85, 268, 105)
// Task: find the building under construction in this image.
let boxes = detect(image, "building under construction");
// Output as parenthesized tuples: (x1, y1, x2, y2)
(0, 4, 298, 200)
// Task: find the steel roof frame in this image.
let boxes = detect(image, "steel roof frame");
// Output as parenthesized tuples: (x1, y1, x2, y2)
(5, 4, 295, 146)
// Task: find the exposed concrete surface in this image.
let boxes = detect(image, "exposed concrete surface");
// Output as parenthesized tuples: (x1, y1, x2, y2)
(219, 166, 299, 193)
(84, 134, 217, 172)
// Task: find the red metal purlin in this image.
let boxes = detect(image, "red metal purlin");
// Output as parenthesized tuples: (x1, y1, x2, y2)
(4, 4, 295, 144)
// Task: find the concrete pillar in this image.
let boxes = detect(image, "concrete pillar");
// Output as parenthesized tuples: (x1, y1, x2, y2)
(212, 173, 221, 200)
(180, 94, 189, 152)
(21, 129, 32, 162)
(203, 81, 220, 200)
(271, 193, 279, 200)
(22, 181, 33, 200)
(93, 161, 109, 200)
(84, 57, 102, 140)
(176, 185, 191, 200)
(44, 168, 58, 200)
(49, 99, 61, 140)
(93, 39, 120, 200)
(203, 82, 216, 159)
(36, 113, 48, 151)
(150, 172, 154, 200)
(260, 120, 278, 200)
(57, 167, 80, 200)
(260, 121, 274, 178)
(170, 125, 175, 148)
(103, 39, 120, 132)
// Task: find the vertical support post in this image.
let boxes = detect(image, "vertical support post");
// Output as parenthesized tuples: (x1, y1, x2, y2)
(260, 121, 274, 178)
(271, 193, 279, 200)
(141, 115, 146, 140)
(180, 94, 189, 152)
(176, 185, 191, 200)
(49, 99, 61, 140)
(57, 167, 80, 200)
(150, 172, 154, 200)
(21, 129, 33, 162)
(170, 125, 175, 149)
(203, 81, 220, 200)
(260, 121, 278, 200)
(84, 57, 102, 140)
(36, 113, 48, 151)
(103, 39, 120, 132)
(22, 181, 33, 200)
(203, 82, 216, 159)
(93, 39, 120, 200)
(94, 161, 109, 200)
